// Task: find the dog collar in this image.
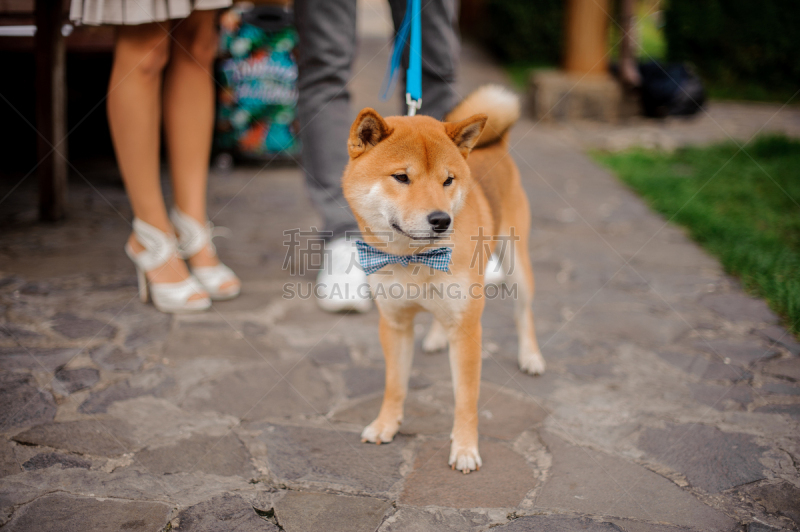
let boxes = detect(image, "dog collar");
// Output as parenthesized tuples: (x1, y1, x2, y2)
(355, 241, 451, 275)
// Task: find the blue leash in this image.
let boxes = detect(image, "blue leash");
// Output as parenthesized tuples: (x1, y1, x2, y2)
(380, 0, 422, 116)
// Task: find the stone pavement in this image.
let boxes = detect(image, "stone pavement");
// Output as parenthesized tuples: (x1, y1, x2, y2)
(533, 100, 800, 153)
(2, 23, 800, 532)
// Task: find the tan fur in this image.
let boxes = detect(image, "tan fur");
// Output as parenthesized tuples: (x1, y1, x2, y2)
(445, 85, 521, 148)
(342, 86, 544, 473)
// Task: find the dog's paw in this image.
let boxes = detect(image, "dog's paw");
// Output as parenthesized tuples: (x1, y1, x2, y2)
(361, 417, 401, 445)
(519, 351, 546, 375)
(422, 322, 448, 353)
(449, 442, 482, 474)
(422, 329, 448, 353)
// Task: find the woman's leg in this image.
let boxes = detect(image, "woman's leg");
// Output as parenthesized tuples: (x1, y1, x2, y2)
(163, 9, 236, 292)
(108, 22, 201, 291)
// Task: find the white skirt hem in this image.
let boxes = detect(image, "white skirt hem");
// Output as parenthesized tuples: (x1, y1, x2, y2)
(70, 0, 232, 26)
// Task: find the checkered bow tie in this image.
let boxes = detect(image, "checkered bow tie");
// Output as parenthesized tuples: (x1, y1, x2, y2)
(355, 241, 452, 275)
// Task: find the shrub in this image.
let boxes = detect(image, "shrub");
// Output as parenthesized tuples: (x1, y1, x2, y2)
(482, 0, 564, 65)
(665, 0, 800, 94)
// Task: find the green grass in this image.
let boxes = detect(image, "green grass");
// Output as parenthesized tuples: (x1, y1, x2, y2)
(594, 135, 800, 335)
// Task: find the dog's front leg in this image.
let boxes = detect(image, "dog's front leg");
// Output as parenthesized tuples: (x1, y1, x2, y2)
(447, 317, 482, 473)
(361, 312, 415, 444)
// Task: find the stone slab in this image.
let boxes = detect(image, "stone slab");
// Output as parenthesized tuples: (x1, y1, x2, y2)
(124, 317, 171, 350)
(701, 361, 752, 382)
(571, 308, 690, 347)
(759, 380, 800, 396)
(541, 338, 590, 361)
(135, 432, 254, 478)
(753, 326, 800, 356)
(536, 431, 735, 530)
(255, 423, 406, 496)
(53, 367, 99, 395)
(183, 362, 331, 421)
(161, 328, 277, 364)
(80, 368, 174, 414)
(241, 321, 269, 337)
(3, 493, 170, 531)
(638, 424, 768, 493)
(337, 382, 546, 441)
(0, 324, 45, 341)
(13, 419, 137, 457)
(748, 523, 781, 532)
(656, 350, 751, 382)
(754, 404, 800, 420)
(495, 515, 623, 531)
(79, 381, 157, 414)
(478, 385, 548, 440)
(344, 366, 386, 398)
(567, 363, 615, 379)
(104, 396, 237, 451)
(50, 312, 117, 340)
(273, 491, 390, 532)
(762, 358, 800, 382)
(400, 439, 533, 508)
(90, 344, 144, 372)
(700, 293, 778, 324)
(176, 493, 278, 531)
(0, 347, 80, 371)
(692, 339, 778, 366)
(378, 507, 506, 532)
(609, 520, 694, 532)
(0, 372, 56, 432)
(740, 481, 800, 525)
(308, 343, 351, 366)
(656, 350, 706, 374)
(481, 357, 561, 400)
(334, 393, 452, 437)
(0, 465, 255, 522)
(0, 441, 21, 479)
(689, 382, 753, 410)
(17, 280, 54, 295)
(22, 452, 91, 471)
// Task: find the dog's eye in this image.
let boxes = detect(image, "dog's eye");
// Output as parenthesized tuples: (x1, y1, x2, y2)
(443, 176, 454, 187)
(393, 173, 409, 184)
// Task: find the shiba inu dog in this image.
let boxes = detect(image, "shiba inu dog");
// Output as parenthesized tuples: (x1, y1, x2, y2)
(342, 85, 545, 473)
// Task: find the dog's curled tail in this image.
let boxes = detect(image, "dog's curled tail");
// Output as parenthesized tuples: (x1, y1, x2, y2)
(445, 85, 520, 149)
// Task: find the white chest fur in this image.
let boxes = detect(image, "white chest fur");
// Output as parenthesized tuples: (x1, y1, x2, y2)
(368, 263, 473, 322)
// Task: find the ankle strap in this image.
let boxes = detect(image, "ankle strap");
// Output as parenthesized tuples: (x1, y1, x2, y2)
(171, 208, 229, 259)
(131, 218, 178, 271)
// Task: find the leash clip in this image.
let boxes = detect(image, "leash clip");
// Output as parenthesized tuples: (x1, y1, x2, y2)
(406, 93, 422, 116)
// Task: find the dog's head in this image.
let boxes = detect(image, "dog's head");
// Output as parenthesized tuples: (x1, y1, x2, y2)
(342, 109, 487, 246)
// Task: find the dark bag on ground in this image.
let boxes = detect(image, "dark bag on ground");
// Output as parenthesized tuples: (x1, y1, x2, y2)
(639, 61, 705, 118)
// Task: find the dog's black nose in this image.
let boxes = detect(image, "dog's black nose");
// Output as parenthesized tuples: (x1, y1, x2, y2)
(427, 211, 451, 233)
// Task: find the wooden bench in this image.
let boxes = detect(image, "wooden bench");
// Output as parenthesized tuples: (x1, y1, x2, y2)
(1, 0, 114, 220)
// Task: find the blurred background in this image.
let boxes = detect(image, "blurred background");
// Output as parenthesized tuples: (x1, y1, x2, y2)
(2, 0, 799, 169)
(0, 0, 798, 330)
(2, 0, 798, 174)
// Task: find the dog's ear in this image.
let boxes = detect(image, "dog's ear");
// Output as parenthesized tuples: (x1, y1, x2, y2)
(348, 108, 393, 159)
(445, 114, 487, 158)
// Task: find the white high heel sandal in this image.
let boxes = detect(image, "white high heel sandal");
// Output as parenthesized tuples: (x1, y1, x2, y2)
(125, 218, 211, 313)
(170, 208, 241, 301)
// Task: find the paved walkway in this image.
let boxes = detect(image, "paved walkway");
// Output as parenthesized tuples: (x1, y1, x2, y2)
(533, 99, 800, 153)
(2, 22, 800, 532)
